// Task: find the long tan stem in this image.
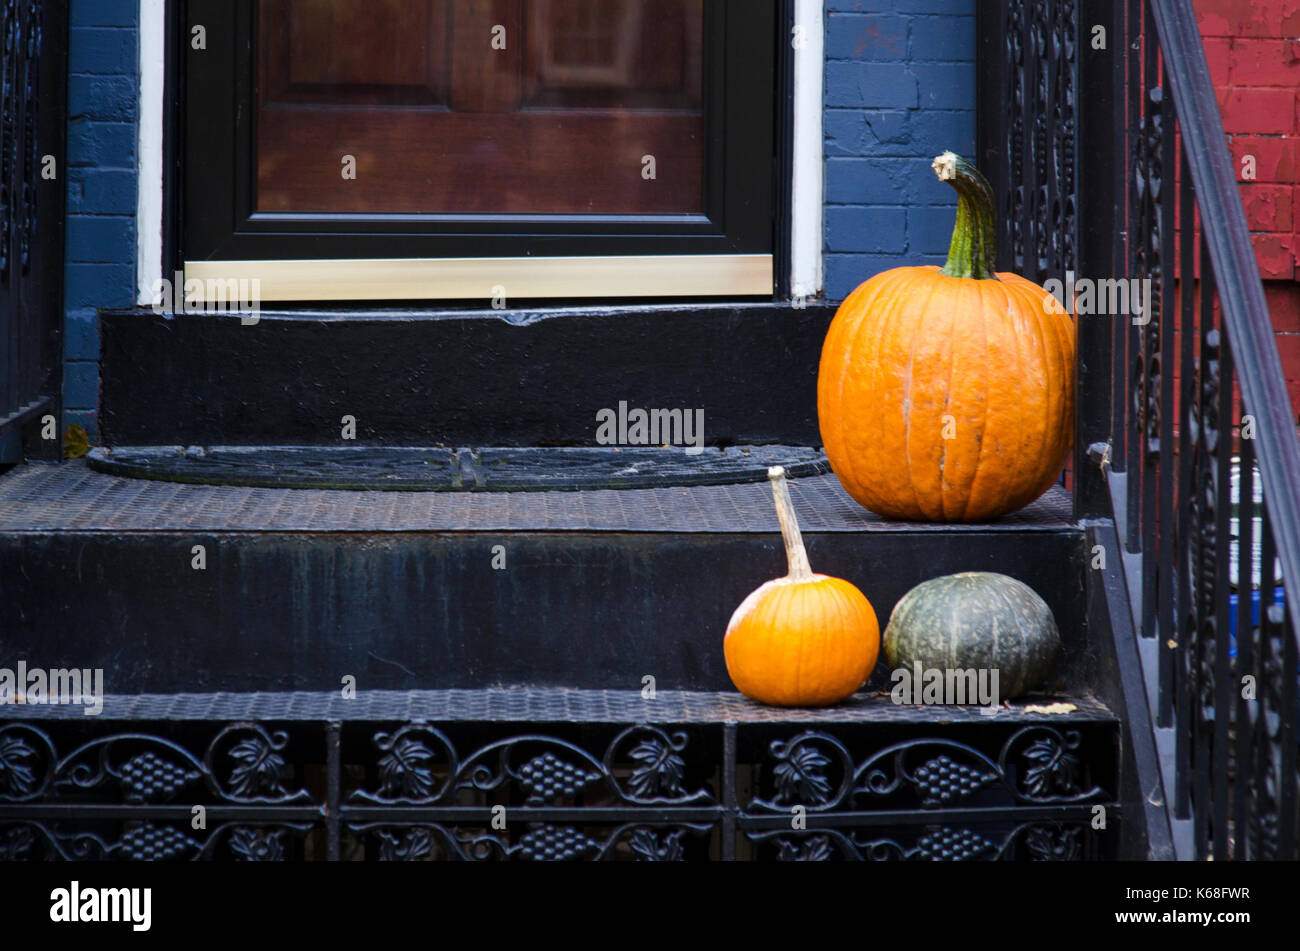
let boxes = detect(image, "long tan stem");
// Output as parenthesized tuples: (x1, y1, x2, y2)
(768, 466, 813, 581)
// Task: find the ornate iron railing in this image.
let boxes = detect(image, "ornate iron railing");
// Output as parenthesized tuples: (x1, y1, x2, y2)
(0, 691, 1122, 861)
(983, 0, 1300, 859)
(0, 0, 64, 464)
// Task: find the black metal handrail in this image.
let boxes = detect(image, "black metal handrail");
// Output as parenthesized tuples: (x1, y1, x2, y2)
(980, 0, 1299, 859)
(1150, 0, 1300, 639)
(1110, 0, 1299, 860)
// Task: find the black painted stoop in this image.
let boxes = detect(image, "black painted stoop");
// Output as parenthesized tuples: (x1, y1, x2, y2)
(0, 308, 1139, 861)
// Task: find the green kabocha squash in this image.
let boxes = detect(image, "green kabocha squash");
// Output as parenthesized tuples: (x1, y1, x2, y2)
(883, 572, 1060, 700)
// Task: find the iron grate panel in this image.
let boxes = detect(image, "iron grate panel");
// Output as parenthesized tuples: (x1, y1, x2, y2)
(0, 688, 1116, 723)
(0, 461, 1077, 533)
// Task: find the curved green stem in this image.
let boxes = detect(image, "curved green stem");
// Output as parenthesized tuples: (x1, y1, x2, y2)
(932, 151, 998, 281)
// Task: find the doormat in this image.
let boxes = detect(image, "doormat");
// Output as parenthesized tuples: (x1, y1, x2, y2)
(86, 445, 830, 491)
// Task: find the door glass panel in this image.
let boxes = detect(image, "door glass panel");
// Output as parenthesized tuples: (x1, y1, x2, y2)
(256, 0, 705, 215)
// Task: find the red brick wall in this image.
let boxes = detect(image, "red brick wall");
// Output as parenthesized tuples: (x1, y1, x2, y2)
(1197, 0, 1300, 419)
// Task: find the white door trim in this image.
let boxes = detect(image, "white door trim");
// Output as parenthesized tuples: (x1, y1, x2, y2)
(790, 0, 825, 299)
(136, 0, 165, 306)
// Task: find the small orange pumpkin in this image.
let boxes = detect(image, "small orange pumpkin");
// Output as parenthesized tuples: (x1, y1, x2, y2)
(817, 151, 1076, 522)
(724, 466, 880, 706)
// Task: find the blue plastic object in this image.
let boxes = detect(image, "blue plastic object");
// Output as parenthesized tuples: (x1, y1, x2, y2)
(1227, 587, 1288, 658)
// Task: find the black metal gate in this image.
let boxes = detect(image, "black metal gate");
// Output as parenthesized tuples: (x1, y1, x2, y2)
(979, 0, 1300, 860)
(0, 0, 66, 465)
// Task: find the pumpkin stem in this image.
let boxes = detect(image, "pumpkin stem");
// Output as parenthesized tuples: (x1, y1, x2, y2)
(768, 466, 814, 582)
(932, 151, 998, 281)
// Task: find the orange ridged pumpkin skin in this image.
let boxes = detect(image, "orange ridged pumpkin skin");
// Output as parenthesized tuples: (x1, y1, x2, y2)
(819, 262, 1075, 523)
(724, 574, 880, 707)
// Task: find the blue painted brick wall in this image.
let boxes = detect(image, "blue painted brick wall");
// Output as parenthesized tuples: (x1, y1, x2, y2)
(823, 0, 977, 301)
(63, 0, 139, 442)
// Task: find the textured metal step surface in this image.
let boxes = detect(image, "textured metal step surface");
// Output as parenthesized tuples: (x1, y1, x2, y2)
(0, 460, 1076, 533)
(0, 687, 1116, 723)
(85, 444, 831, 491)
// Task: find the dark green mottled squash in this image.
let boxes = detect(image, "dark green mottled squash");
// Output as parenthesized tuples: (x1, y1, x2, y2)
(883, 572, 1060, 700)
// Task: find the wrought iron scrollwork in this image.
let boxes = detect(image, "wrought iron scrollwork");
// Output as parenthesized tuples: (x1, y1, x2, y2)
(1012, 728, 1089, 799)
(626, 826, 690, 862)
(1022, 823, 1084, 861)
(1000, 0, 1076, 283)
(606, 726, 699, 803)
(1, 0, 21, 286)
(23, 723, 313, 805)
(751, 728, 1106, 813)
(226, 826, 292, 862)
(752, 731, 854, 811)
(0, 818, 313, 861)
(0, 822, 36, 860)
(0, 708, 1121, 860)
(1247, 603, 1294, 859)
(352, 821, 710, 862)
(0, 723, 56, 800)
(755, 821, 1089, 862)
(1053, 0, 1077, 275)
(1004, 0, 1026, 272)
(0, 722, 316, 860)
(208, 724, 309, 802)
(375, 826, 437, 861)
(0, 0, 42, 285)
(350, 724, 712, 808)
(1188, 328, 1222, 734)
(117, 822, 201, 861)
(19, 0, 38, 276)
(1133, 86, 1164, 459)
(342, 725, 715, 860)
(349, 724, 457, 804)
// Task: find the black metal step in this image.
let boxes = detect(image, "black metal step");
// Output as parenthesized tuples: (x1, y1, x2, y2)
(0, 462, 1087, 694)
(0, 459, 1073, 533)
(98, 304, 836, 447)
(0, 687, 1118, 723)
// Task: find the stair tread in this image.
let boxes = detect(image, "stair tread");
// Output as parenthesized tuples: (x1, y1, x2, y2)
(0, 687, 1115, 722)
(0, 460, 1076, 533)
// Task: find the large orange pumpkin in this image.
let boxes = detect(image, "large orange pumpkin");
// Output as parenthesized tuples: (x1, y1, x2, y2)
(724, 466, 880, 706)
(817, 151, 1076, 522)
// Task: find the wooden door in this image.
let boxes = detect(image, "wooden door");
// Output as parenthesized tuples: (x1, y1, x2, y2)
(256, 0, 705, 215)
